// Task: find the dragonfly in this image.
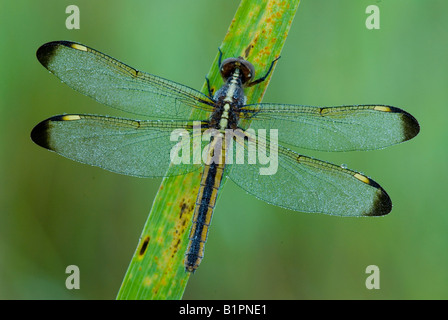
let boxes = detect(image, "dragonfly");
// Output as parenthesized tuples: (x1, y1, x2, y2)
(31, 41, 420, 272)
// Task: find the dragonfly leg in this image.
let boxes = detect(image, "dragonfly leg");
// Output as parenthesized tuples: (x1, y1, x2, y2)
(204, 48, 224, 98)
(205, 76, 214, 98)
(247, 56, 281, 87)
(218, 47, 223, 67)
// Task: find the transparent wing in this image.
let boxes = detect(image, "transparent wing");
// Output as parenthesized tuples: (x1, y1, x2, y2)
(36, 41, 214, 119)
(241, 104, 420, 151)
(225, 130, 391, 216)
(31, 114, 210, 178)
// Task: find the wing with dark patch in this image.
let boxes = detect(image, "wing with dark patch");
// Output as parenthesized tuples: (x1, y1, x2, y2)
(31, 114, 209, 177)
(36, 41, 214, 119)
(226, 130, 391, 216)
(241, 104, 419, 151)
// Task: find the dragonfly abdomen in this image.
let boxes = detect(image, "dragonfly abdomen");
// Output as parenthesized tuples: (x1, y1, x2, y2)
(185, 145, 225, 272)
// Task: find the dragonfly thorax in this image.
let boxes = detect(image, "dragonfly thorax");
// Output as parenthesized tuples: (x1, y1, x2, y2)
(211, 65, 247, 131)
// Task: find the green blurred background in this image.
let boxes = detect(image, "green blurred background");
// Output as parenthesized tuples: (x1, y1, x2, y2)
(1, 0, 446, 299)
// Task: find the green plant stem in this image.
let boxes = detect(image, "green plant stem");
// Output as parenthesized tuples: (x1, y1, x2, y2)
(116, 0, 300, 300)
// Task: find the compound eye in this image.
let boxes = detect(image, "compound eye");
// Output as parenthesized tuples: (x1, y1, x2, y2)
(220, 58, 239, 80)
(239, 60, 255, 85)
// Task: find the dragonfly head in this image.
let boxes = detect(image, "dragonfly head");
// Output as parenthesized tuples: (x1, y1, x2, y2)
(220, 57, 255, 87)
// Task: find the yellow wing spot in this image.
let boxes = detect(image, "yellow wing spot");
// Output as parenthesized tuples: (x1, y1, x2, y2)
(61, 115, 81, 121)
(354, 173, 370, 184)
(374, 106, 392, 112)
(319, 108, 329, 115)
(70, 43, 88, 51)
(130, 68, 139, 77)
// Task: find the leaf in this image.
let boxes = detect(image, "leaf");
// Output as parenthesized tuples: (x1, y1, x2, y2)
(116, 0, 301, 300)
